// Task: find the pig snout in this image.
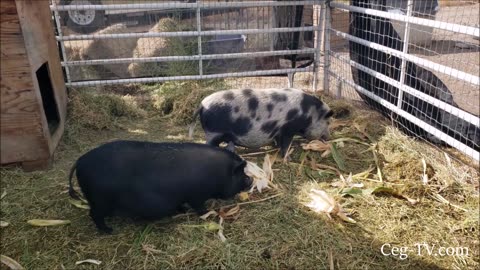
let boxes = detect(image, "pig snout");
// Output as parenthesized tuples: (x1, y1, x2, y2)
(321, 130, 330, 141)
(244, 175, 253, 189)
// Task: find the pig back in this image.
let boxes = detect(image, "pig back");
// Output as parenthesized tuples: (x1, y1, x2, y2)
(75, 141, 238, 197)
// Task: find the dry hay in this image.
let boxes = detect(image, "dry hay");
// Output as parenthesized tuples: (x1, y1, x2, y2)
(148, 79, 227, 125)
(1, 87, 478, 269)
(128, 18, 198, 77)
(67, 88, 147, 131)
(80, 24, 138, 78)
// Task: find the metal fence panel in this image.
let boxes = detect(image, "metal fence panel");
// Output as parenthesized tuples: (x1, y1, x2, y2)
(327, 0, 480, 161)
(50, 0, 325, 89)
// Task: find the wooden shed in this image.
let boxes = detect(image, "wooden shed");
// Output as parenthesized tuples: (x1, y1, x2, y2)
(1, 0, 67, 171)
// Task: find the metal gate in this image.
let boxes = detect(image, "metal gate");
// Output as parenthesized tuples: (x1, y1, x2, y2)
(326, 0, 480, 161)
(50, 0, 326, 89)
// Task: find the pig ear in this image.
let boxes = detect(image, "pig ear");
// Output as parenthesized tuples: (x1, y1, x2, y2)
(233, 159, 247, 173)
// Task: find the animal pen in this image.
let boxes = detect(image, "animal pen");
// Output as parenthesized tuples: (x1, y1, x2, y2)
(49, 0, 479, 162)
(1, 1, 479, 269)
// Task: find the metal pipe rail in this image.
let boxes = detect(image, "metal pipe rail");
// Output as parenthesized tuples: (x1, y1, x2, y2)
(328, 71, 480, 162)
(330, 51, 480, 128)
(330, 2, 480, 38)
(50, 1, 324, 11)
(65, 67, 314, 87)
(62, 48, 318, 67)
(330, 29, 480, 87)
(57, 26, 321, 41)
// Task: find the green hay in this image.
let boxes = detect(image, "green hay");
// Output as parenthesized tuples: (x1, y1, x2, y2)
(0, 90, 478, 270)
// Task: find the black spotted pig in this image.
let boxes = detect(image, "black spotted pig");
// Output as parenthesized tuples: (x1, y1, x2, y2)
(68, 140, 252, 233)
(189, 88, 333, 157)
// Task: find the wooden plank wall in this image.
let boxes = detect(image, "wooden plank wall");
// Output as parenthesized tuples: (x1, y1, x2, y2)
(0, 0, 50, 164)
(16, 0, 67, 154)
(1, 0, 67, 168)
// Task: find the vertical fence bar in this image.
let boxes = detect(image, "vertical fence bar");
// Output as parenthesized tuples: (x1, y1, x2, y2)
(196, 0, 203, 76)
(336, 79, 342, 98)
(270, 6, 275, 51)
(323, 2, 331, 93)
(51, 0, 71, 83)
(396, 0, 414, 108)
(312, 2, 324, 91)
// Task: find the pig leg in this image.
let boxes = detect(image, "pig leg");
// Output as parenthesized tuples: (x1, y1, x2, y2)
(188, 199, 208, 216)
(276, 135, 294, 161)
(176, 203, 190, 214)
(205, 132, 223, 147)
(90, 207, 113, 234)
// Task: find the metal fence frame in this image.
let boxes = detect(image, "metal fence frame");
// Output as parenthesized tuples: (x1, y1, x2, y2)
(50, 0, 326, 88)
(49, 0, 479, 161)
(326, 1, 480, 161)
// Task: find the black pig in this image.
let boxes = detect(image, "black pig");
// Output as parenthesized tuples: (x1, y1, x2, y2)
(68, 140, 252, 233)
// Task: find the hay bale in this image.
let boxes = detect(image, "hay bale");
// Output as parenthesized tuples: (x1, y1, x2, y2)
(81, 24, 138, 78)
(128, 18, 198, 77)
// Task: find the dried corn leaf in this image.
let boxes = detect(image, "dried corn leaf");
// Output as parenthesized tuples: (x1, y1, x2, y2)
(220, 205, 240, 218)
(301, 140, 330, 152)
(75, 259, 102, 266)
(204, 222, 223, 231)
(263, 154, 274, 182)
(330, 119, 349, 130)
(245, 157, 276, 193)
(352, 166, 375, 179)
(321, 149, 332, 158)
(353, 122, 371, 140)
(303, 189, 356, 223)
(0, 221, 9, 228)
(166, 134, 186, 140)
(431, 193, 467, 212)
(217, 217, 227, 242)
(421, 158, 428, 185)
(444, 153, 452, 168)
(330, 143, 346, 171)
(1, 254, 24, 269)
(304, 189, 337, 214)
(182, 221, 223, 231)
(200, 210, 218, 220)
(1, 190, 6, 200)
(27, 219, 71, 227)
(297, 151, 309, 176)
(69, 199, 90, 210)
(340, 187, 364, 197)
(365, 186, 418, 205)
(142, 244, 164, 254)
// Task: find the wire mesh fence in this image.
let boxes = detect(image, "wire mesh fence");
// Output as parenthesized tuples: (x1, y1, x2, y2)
(327, 0, 480, 161)
(51, 0, 324, 89)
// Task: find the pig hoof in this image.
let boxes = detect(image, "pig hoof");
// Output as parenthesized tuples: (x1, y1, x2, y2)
(98, 226, 113, 234)
(282, 155, 292, 163)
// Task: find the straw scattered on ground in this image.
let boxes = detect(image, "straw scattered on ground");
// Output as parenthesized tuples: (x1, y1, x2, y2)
(1, 84, 478, 270)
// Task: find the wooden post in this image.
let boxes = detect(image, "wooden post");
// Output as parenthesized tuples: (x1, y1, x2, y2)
(1, 0, 67, 171)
